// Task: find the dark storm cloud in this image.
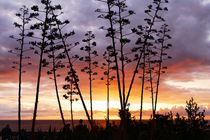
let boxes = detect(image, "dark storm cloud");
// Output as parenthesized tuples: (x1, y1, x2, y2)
(165, 0, 210, 64)
(1, 0, 210, 62)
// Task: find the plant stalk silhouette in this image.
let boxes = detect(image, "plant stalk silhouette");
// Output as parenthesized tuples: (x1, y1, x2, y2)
(70, 81, 75, 129)
(63, 78, 78, 130)
(80, 31, 98, 122)
(96, 0, 134, 122)
(46, 27, 66, 126)
(9, 5, 31, 139)
(129, 0, 169, 121)
(28, 0, 58, 138)
(154, 24, 172, 115)
(51, 48, 66, 126)
(53, 17, 94, 130)
(101, 50, 115, 124)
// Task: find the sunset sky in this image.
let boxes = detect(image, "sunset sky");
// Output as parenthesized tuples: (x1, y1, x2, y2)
(1, 0, 210, 120)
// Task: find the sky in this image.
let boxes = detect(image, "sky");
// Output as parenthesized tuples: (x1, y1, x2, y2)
(1, 0, 210, 120)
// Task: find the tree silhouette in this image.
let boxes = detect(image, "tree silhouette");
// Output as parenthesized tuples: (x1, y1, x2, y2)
(52, 13, 94, 130)
(63, 78, 79, 130)
(80, 31, 98, 122)
(44, 26, 66, 126)
(96, 0, 170, 123)
(28, 0, 61, 138)
(131, 0, 170, 121)
(101, 49, 115, 125)
(134, 4, 172, 119)
(8, 5, 31, 139)
(63, 53, 80, 130)
(153, 24, 172, 116)
(96, 0, 135, 129)
(185, 97, 208, 136)
(185, 97, 204, 122)
(96, 1, 137, 139)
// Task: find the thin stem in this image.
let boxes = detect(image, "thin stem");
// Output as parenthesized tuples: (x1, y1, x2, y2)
(57, 23, 94, 130)
(148, 58, 155, 118)
(70, 81, 74, 129)
(140, 49, 146, 121)
(31, 1, 49, 138)
(52, 46, 66, 126)
(124, 52, 142, 106)
(88, 33, 93, 122)
(107, 0, 123, 110)
(154, 26, 166, 115)
(118, 0, 126, 109)
(18, 9, 26, 139)
(140, 1, 161, 121)
(107, 53, 110, 124)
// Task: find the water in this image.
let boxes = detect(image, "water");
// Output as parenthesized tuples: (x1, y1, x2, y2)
(0, 120, 120, 132)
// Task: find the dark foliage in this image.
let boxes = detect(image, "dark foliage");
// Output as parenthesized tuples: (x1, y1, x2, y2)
(7, 115, 209, 140)
(5, 98, 209, 140)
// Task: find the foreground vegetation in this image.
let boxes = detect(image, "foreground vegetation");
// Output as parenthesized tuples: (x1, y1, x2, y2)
(1, 98, 210, 140)
(2, 114, 210, 140)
